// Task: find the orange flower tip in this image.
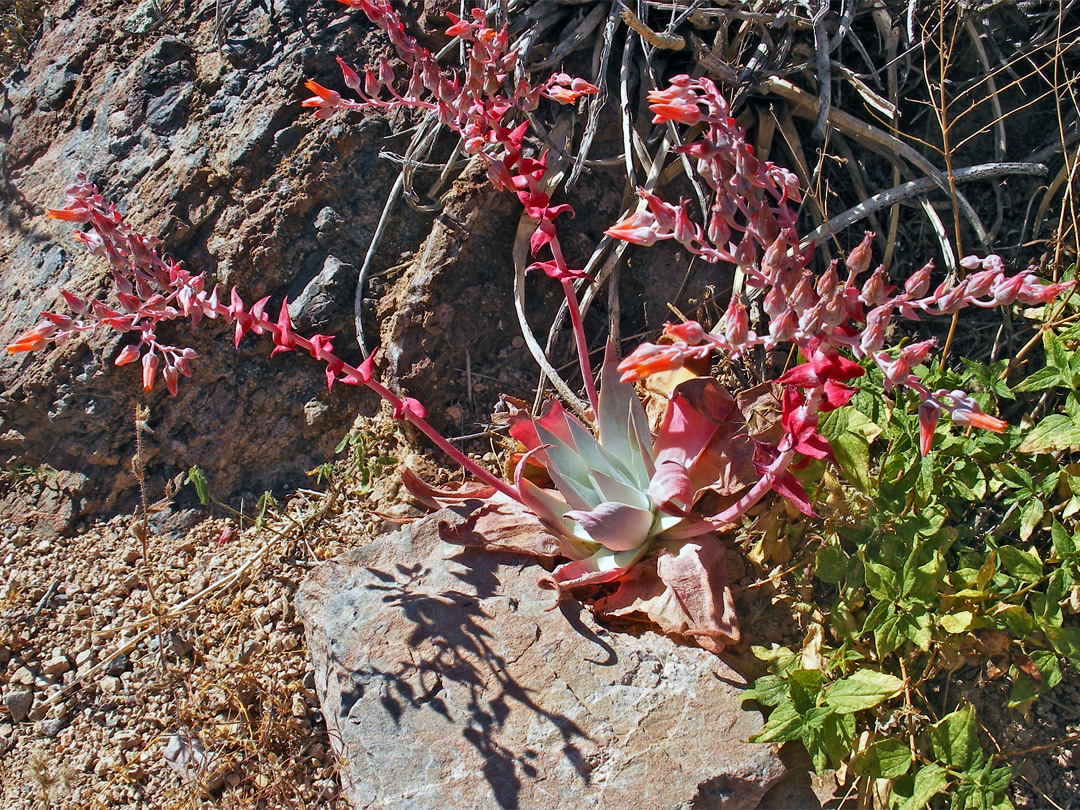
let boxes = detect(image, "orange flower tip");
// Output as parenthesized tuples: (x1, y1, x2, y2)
(46, 208, 84, 222)
(973, 414, 1008, 434)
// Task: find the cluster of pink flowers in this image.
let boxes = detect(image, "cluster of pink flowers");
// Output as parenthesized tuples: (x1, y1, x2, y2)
(606, 75, 1071, 454)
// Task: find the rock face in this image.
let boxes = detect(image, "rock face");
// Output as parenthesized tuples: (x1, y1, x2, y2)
(0, 0, 440, 517)
(296, 508, 786, 810)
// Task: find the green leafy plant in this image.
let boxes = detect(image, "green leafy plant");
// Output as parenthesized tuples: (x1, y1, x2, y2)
(743, 316, 1080, 807)
(334, 429, 396, 494)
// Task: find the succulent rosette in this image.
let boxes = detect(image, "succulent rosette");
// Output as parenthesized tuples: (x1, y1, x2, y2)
(492, 344, 761, 652)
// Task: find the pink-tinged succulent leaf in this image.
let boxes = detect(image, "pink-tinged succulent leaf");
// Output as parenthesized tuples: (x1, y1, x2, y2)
(663, 378, 758, 499)
(506, 396, 578, 468)
(534, 421, 602, 511)
(590, 468, 651, 511)
(434, 497, 566, 561)
(648, 460, 694, 514)
(593, 537, 738, 653)
(564, 501, 655, 552)
(400, 466, 496, 510)
(538, 543, 654, 596)
(597, 341, 653, 483)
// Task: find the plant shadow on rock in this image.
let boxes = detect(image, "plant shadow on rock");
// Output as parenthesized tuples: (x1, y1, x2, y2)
(331, 553, 592, 810)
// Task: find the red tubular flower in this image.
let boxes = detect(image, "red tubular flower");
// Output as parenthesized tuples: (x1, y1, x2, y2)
(6, 322, 57, 354)
(604, 211, 661, 246)
(616, 341, 701, 383)
(542, 73, 600, 105)
(940, 390, 1007, 434)
(919, 400, 941, 455)
(301, 81, 344, 118)
(141, 351, 159, 392)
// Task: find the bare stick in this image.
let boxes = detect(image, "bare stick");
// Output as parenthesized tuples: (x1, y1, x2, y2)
(805, 162, 1049, 245)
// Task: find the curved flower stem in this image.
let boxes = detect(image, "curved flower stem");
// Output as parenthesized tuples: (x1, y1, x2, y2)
(363, 378, 523, 502)
(549, 236, 599, 416)
(561, 278, 599, 417)
(662, 439, 799, 540)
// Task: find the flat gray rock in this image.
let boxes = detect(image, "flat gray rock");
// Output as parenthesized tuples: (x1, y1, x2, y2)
(297, 508, 786, 810)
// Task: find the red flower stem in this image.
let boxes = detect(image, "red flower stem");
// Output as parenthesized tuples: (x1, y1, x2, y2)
(363, 378, 523, 502)
(549, 237, 599, 415)
(561, 279, 599, 416)
(231, 305, 523, 504)
(664, 439, 799, 540)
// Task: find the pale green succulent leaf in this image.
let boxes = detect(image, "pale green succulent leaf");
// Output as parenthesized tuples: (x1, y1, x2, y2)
(589, 469, 652, 511)
(535, 422, 602, 510)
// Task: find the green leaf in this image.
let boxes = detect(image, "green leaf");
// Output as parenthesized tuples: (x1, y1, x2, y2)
(892, 763, 949, 810)
(824, 670, 904, 714)
(749, 700, 803, 744)
(741, 675, 788, 707)
(940, 610, 975, 634)
(1044, 625, 1080, 670)
(865, 561, 900, 599)
(997, 546, 1043, 583)
(1044, 329, 1070, 373)
(821, 408, 881, 492)
(1052, 519, 1077, 558)
(1019, 499, 1046, 542)
(1008, 650, 1062, 711)
(186, 466, 210, 505)
(815, 546, 848, 584)
(1019, 414, 1080, 454)
(931, 705, 980, 771)
(851, 738, 912, 780)
(1011, 365, 1063, 393)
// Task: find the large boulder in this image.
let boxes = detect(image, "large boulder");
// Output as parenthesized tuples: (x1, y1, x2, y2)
(296, 508, 787, 810)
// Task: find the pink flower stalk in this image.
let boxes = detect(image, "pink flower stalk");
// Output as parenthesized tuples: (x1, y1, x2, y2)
(605, 77, 1071, 458)
(12, 178, 521, 503)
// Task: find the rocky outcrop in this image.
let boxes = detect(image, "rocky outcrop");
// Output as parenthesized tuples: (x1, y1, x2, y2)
(296, 508, 787, 810)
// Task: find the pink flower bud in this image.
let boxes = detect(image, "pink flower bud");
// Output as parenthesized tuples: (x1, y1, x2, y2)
(965, 268, 999, 299)
(899, 338, 936, 369)
(725, 295, 749, 347)
(378, 56, 395, 89)
(918, 400, 940, 455)
(60, 289, 87, 315)
(673, 204, 698, 247)
(735, 234, 756, 270)
(788, 273, 816, 311)
(905, 261, 933, 298)
(763, 285, 786, 318)
(860, 265, 889, 306)
(859, 306, 894, 354)
(846, 231, 874, 277)
(815, 261, 840, 298)
(337, 56, 363, 93)
(663, 320, 707, 344)
(769, 309, 797, 343)
(115, 344, 141, 366)
(364, 68, 381, 99)
(163, 363, 179, 396)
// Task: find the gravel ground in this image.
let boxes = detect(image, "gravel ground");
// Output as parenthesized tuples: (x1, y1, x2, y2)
(0, 462, 411, 809)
